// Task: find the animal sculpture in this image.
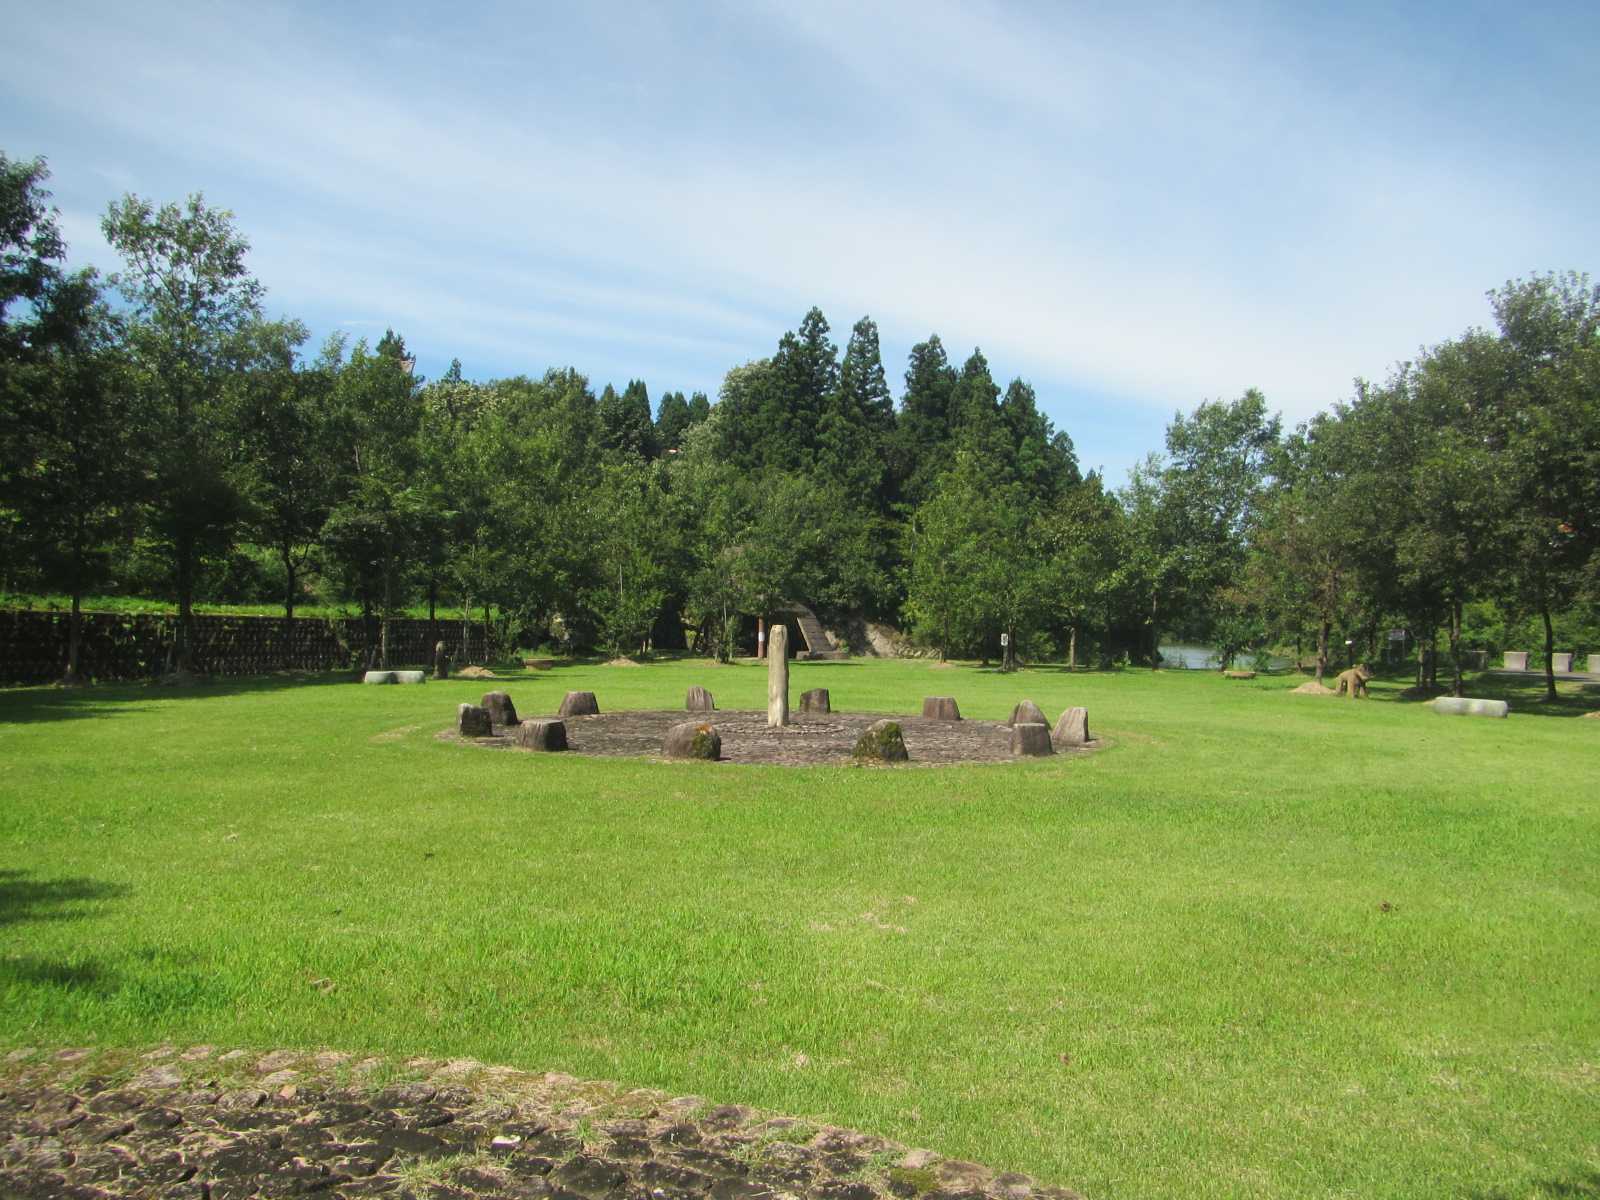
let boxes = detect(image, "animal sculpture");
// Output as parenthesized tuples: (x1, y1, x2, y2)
(1334, 663, 1373, 698)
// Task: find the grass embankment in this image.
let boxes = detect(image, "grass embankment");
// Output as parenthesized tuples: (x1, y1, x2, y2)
(2, 661, 1597, 1200)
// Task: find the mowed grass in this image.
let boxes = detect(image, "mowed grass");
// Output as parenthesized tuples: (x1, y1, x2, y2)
(2, 659, 1597, 1200)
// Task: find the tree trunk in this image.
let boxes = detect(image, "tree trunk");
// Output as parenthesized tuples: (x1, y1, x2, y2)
(462, 593, 472, 665)
(59, 590, 84, 686)
(1541, 604, 1557, 703)
(1447, 599, 1465, 698)
(175, 531, 195, 674)
(1068, 627, 1077, 670)
(1316, 620, 1330, 685)
(483, 601, 492, 662)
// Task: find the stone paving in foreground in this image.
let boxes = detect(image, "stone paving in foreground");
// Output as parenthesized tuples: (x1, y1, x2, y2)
(0, 1047, 1084, 1200)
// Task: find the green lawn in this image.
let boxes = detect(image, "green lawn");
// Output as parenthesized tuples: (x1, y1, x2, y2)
(2, 660, 1597, 1199)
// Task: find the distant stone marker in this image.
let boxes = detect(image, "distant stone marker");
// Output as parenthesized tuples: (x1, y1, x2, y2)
(432, 640, 450, 680)
(1552, 653, 1573, 673)
(1009, 700, 1046, 726)
(923, 696, 961, 721)
(515, 718, 568, 752)
(664, 720, 721, 759)
(686, 686, 715, 712)
(1010, 723, 1053, 756)
(1434, 697, 1510, 718)
(481, 691, 518, 726)
(854, 719, 908, 762)
(1052, 706, 1090, 748)
(457, 703, 492, 738)
(768, 625, 790, 728)
(1503, 652, 1529, 671)
(800, 687, 831, 715)
(558, 691, 599, 717)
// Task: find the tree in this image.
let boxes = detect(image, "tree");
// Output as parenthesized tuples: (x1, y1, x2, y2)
(894, 336, 958, 508)
(655, 390, 691, 451)
(817, 316, 894, 505)
(597, 378, 658, 459)
(102, 192, 296, 674)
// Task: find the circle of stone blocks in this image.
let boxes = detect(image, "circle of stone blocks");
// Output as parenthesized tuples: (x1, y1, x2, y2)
(515, 718, 569, 751)
(663, 720, 721, 759)
(1433, 696, 1510, 718)
(1051, 706, 1090, 748)
(393, 670, 427, 684)
(854, 719, 909, 762)
(558, 691, 599, 718)
(685, 686, 715, 712)
(1010, 722, 1054, 756)
(1009, 700, 1046, 726)
(923, 696, 961, 721)
(800, 687, 831, 715)
(362, 670, 396, 684)
(457, 702, 492, 738)
(481, 690, 518, 726)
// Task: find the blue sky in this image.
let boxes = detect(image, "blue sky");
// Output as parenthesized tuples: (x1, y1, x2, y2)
(3, 0, 1597, 478)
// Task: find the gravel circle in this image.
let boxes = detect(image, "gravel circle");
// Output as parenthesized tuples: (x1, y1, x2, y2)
(440, 710, 1104, 768)
(0, 1046, 1085, 1200)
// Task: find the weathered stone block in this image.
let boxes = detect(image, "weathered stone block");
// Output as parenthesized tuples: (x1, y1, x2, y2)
(1010, 722, 1053, 756)
(1552, 653, 1572, 673)
(1503, 651, 1529, 671)
(393, 670, 426, 684)
(854, 719, 908, 762)
(457, 703, 492, 738)
(514, 718, 568, 752)
(922, 696, 960, 721)
(558, 691, 599, 717)
(432, 640, 450, 680)
(1052, 706, 1090, 748)
(1009, 700, 1045, 726)
(1434, 696, 1510, 718)
(664, 720, 721, 760)
(800, 687, 831, 715)
(686, 686, 715, 711)
(768, 625, 790, 727)
(362, 670, 395, 684)
(481, 691, 518, 726)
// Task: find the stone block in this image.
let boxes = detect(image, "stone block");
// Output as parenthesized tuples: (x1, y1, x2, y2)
(514, 718, 568, 752)
(1551, 653, 1572, 673)
(854, 719, 908, 762)
(558, 691, 599, 717)
(664, 720, 721, 759)
(1503, 651, 1529, 671)
(800, 687, 831, 715)
(922, 696, 960, 721)
(393, 670, 427, 684)
(1052, 706, 1090, 748)
(1009, 700, 1045, 726)
(481, 691, 518, 726)
(1010, 722, 1053, 756)
(768, 625, 790, 727)
(457, 703, 492, 738)
(686, 686, 715, 711)
(1433, 696, 1510, 718)
(432, 641, 450, 680)
(362, 671, 395, 684)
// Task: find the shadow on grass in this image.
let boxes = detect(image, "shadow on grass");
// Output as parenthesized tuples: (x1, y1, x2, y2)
(1474, 1168, 1600, 1198)
(1363, 671, 1599, 718)
(0, 670, 355, 723)
(0, 869, 129, 926)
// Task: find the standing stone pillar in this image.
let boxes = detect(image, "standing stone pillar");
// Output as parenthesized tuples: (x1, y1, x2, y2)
(768, 623, 789, 727)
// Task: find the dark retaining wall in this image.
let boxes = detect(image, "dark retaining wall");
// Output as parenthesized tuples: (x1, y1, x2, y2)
(0, 610, 491, 685)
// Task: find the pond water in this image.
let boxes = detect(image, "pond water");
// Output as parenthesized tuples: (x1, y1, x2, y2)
(1158, 643, 1294, 671)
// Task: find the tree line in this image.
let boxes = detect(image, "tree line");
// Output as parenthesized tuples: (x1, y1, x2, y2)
(2, 152, 1597, 695)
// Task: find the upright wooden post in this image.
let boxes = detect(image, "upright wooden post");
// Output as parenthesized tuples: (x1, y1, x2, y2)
(768, 623, 789, 727)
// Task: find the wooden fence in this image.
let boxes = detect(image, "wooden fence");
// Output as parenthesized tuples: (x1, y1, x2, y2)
(0, 611, 491, 686)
